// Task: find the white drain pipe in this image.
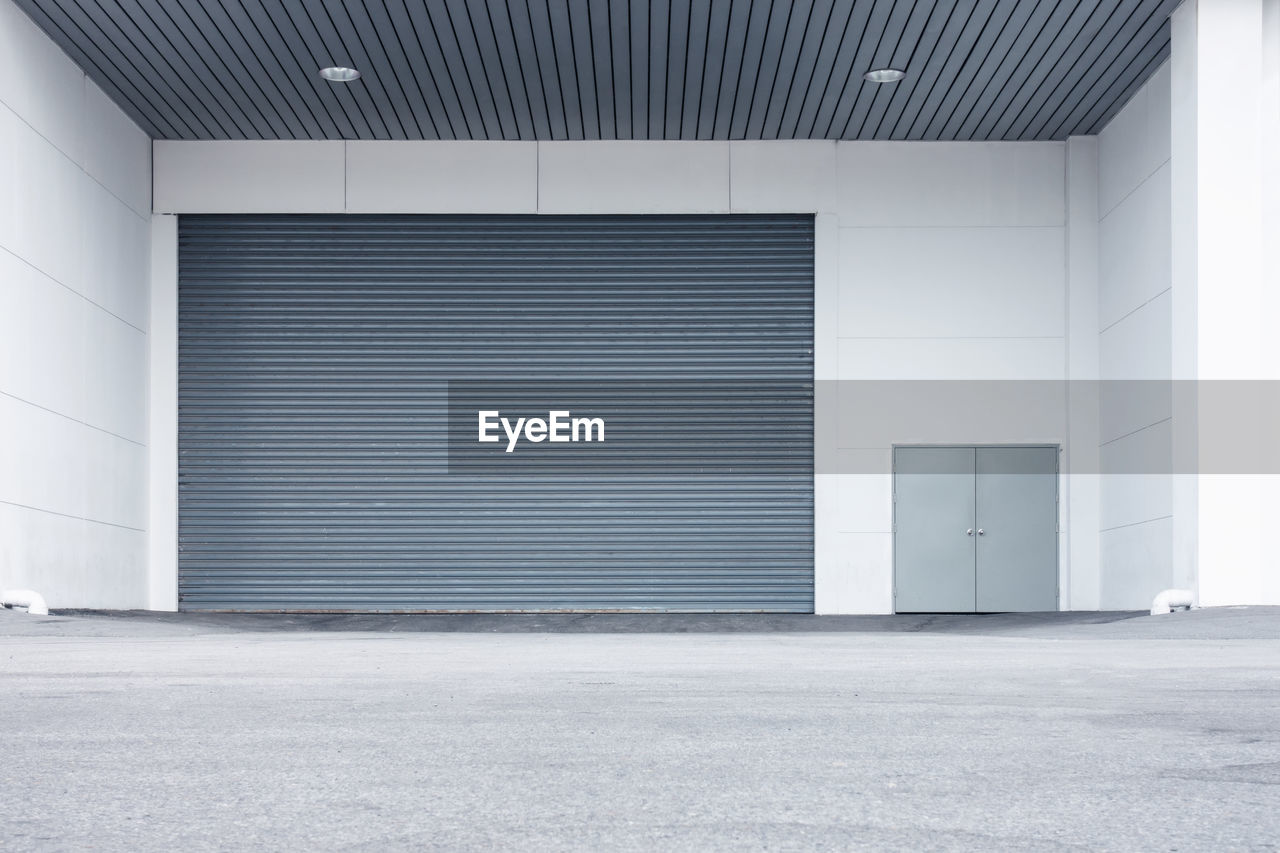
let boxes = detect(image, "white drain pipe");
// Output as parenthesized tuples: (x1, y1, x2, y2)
(1150, 588, 1194, 616)
(1, 589, 49, 616)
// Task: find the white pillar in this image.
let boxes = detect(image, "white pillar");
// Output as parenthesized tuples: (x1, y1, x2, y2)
(1170, 2, 1200, 601)
(148, 212, 179, 611)
(1171, 0, 1280, 606)
(1065, 135, 1101, 610)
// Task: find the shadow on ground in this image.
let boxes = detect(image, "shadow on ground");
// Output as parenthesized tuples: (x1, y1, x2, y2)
(9, 605, 1280, 639)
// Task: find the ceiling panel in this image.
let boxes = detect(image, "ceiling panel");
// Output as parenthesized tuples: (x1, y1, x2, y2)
(15, 0, 1177, 140)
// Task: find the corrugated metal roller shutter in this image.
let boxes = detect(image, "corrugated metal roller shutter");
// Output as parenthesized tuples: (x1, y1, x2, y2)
(178, 214, 814, 612)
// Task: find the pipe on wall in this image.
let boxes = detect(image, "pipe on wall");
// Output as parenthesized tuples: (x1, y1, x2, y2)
(1150, 588, 1194, 615)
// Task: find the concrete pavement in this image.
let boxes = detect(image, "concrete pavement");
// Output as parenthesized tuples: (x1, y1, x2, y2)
(1, 607, 1278, 851)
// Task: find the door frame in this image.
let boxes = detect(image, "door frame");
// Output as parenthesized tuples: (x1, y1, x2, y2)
(891, 444, 1061, 614)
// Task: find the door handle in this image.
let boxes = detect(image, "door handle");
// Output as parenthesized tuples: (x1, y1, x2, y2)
(966, 529, 974, 536)
(977, 528, 985, 536)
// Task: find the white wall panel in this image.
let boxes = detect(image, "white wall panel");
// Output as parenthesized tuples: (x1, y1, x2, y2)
(0, 384, 147, 584)
(0, 503, 146, 610)
(0, 252, 86, 419)
(148, 214, 179, 612)
(0, 394, 88, 519)
(83, 80, 151, 217)
(1100, 474, 1173, 539)
(75, 519, 148, 608)
(1063, 474, 1102, 610)
(1100, 422, 1174, 531)
(1066, 136, 1101, 380)
(346, 142, 537, 213)
(835, 142, 1065, 226)
(838, 226, 1065, 338)
(824, 532, 894, 615)
(0, 103, 84, 289)
(1099, 62, 1172, 217)
(0, 503, 81, 601)
(1175, 0, 1280, 607)
(153, 141, 344, 213)
(827, 448, 894, 475)
(1100, 516, 1173, 609)
(814, 214, 840, 381)
(1146, 63, 1173, 181)
(1098, 379, 1172, 446)
(537, 142, 730, 213)
(832, 378, 1066, 447)
(814, 474, 893, 615)
(834, 476, 893, 533)
(1099, 162, 1172, 328)
(813, 476, 842, 612)
(79, 180, 151, 331)
(0, 0, 151, 609)
(730, 141, 836, 213)
(837, 338, 1065, 380)
(81, 431, 147, 531)
(1198, 476, 1280, 606)
(0, 0, 85, 162)
(82, 308, 147, 444)
(1099, 289, 1172, 380)
(1065, 136, 1102, 611)
(1096, 55, 1175, 613)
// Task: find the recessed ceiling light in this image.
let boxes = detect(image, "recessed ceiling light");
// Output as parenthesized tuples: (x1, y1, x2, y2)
(863, 68, 905, 84)
(319, 66, 361, 83)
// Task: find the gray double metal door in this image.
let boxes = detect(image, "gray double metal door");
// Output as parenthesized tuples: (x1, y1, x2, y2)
(894, 446, 1057, 613)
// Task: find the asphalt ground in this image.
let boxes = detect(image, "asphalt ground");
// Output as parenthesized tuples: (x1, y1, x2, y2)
(2, 606, 1277, 851)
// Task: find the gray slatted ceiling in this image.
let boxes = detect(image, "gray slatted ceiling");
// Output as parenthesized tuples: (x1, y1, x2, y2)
(178, 214, 814, 612)
(18, 0, 1176, 141)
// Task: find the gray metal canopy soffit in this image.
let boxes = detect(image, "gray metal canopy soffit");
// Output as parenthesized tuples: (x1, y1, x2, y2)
(18, 0, 1176, 141)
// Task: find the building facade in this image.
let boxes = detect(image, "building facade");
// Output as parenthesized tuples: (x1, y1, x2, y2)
(2, 0, 1278, 613)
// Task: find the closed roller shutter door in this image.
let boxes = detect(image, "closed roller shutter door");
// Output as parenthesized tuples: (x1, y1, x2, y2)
(178, 214, 813, 612)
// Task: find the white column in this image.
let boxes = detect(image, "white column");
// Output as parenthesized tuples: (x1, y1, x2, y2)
(1171, 0, 1280, 606)
(1170, 2, 1200, 600)
(1064, 136, 1101, 610)
(147, 213, 179, 611)
(813, 210, 858, 613)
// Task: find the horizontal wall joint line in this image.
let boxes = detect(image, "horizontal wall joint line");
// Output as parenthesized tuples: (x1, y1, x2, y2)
(0, 389, 147, 448)
(0, 94, 150, 221)
(1098, 154, 1172, 221)
(0, 499, 146, 533)
(1099, 514, 1172, 533)
(0, 244, 148, 336)
(1098, 286, 1172, 334)
(1098, 416, 1173, 448)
